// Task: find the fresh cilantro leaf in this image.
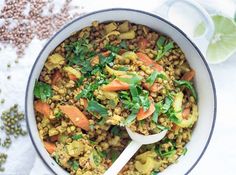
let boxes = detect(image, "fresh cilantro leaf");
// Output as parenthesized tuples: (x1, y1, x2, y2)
(174, 80, 198, 101)
(156, 124, 170, 130)
(111, 126, 121, 136)
(139, 90, 150, 111)
(76, 76, 85, 87)
(155, 36, 174, 60)
(130, 85, 139, 103)
(166, 108, 181, 124)
(72, 161, 79, 171)
(55, 111, 63, 119)
(123, 103, 140, 125)
(152, 102, 162, 123)
(118, 74, 142, 85)
(34, 81, 53, 100)
(119, 41, 128, 49)
(117, 66, 129, 71)
(151, 171, 159, 175)
(105, 44, 120, 53)
(146, 70, 159, 86)
(72, 134, 83, 140)
(87, 100, 108, 118)
(162, 95, 174, 113)
(97, 150, 107, 158)
(155, 145, 176, 158)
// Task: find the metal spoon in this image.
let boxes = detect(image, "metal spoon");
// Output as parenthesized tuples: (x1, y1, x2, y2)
(104, 127, 167, 175)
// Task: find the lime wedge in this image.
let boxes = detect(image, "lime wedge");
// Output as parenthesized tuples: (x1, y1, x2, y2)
(194, 15, 236, 64)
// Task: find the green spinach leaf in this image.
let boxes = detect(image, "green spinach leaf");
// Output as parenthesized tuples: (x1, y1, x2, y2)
(174, 80, 198, 101)
(34, 81, 53, 100)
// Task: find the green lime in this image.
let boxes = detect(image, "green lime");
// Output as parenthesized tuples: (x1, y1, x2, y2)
(194, 15, 236, 64)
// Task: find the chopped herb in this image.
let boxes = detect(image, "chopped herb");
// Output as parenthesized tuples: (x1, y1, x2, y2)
(119, 41, 128, 50)
(92, 150, 102, 166)
(157, 124, 170, 130)
(111, 150, 120, 163)
(72, 161, 79, 171)
(130, 85, 139, 103)
(174, 80, 198, 101)
(118, 73, 142, 85)
(146, 70, 159, 86)
(111, 126, 121, 136)
(55, 111, 63, 119)
(155, 36, 174, 60)
(105, 44, 120, 53)
(76, 76, 85, 87)
(123, 103, 140, 125)
(152, 102, 162, 123)
(182, 148, 188, 155)
(162, 94, 174, 113)
(155, 145, 176, 158)
(89, 140, 96, 145)
(166, 108, 181, 124)
(72, 134, 83, 140)
(34, 81, 53, 100)
(98, 150, 107, 158)
(138, 89, 150, 111)
(117, 66, 129, 71)
(87, 100, 108, 118)
(151, 171, 159, 175)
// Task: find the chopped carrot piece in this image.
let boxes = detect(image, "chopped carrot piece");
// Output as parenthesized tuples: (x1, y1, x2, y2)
(68, 73, 77, 81)
(137, 103, 155, 121)
(101, 79, 129, 91)
(181, 70, 195, 81)
(138, 38, 148, 50)
(136, 52, 163, 72)
(51, 70, 62, 85)
(34, 101, 52, 117)
(182, 108, 190, 119)
(59, 105, 90, 131)
(44, 141, 56, 154)
(142, 82, 162, 92)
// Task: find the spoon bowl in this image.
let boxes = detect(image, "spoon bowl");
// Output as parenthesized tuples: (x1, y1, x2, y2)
(104, 128, 168, 175)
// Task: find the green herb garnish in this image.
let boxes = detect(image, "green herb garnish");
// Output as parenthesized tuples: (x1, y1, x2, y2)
(174, 80, 198, 101)
(111, 126, 121, 136)
(152, 102, 162, 123)
(118, 74, 142, 85)
(182, 148, 188, 155)
(156, 36, 174, 60)
(162, 94, 174, 113)
(72, 134, 83, 140)
(87, 100, 108, 118)
(72, 161, 79, 171)
(34, 81, 53, 100)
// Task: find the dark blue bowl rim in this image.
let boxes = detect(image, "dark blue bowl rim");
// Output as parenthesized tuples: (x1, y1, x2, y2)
(25, 8, 217, 175)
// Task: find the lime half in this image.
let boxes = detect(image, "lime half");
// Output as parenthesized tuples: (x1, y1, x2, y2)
(194, 15, 236, 64)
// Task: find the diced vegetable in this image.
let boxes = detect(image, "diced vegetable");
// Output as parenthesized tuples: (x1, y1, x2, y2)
(101, 79, 129, 91)
(122, 51, 138, 61)
(66, 140, 84, 157)
(137, 102, 155, 121)
(105, 31, 120, 40)
(45, 53, 65, 71)
(59, 105, 90, 131)
(136, 52, 163, 72)
(104, 22, 117, 34)
(118, 21, 129, 33)
(34, 100, 52, 117)
(173, 92, 198, 127)
(119, 30, 135, 40)
(63, 66, 81, 80)
(105, 65, 126, 76)
(44, 141, 56, 154)
(181, 70, 195, 81)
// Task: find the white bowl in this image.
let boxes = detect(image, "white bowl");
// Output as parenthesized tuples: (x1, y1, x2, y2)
(25, 8, 217, 175)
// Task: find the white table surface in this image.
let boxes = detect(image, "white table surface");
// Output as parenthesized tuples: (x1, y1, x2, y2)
(0, 0, 235, 175)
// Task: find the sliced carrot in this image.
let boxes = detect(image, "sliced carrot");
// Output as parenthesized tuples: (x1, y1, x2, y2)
(51, 70, 62, 85)
(81, 98, 88, 109)
(136, 52, 163, 72)
(101, 79, 129, 91)
(50, 135, 59, 142)
(59, 105, 90, 131)
(68, 73, 77, 81)
(90, 51, 111, 66)
(181, 70, 195, 81)
(137, 103, 155, 121)
(138, 38, 148, 50)
(34, 101, 52, 117)
(142, 82, 162, 92)
(182, 108, 190, 119)
(44, 141, 56, 154)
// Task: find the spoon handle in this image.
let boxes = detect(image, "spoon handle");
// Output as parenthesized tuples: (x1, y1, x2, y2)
(104, 141, 141, 175)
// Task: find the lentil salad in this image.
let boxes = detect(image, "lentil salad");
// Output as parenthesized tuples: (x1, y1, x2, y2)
(33, 21, 198, 175)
